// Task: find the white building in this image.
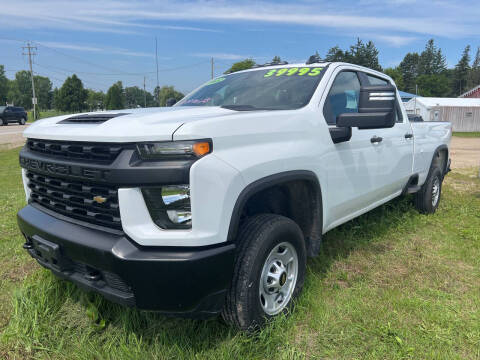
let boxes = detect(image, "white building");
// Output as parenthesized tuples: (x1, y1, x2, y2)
(404, 97, 480, 132)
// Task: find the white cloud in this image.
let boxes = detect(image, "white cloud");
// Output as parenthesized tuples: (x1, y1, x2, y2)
(37, 41, 158, 58)
(0, 0, 478, 40)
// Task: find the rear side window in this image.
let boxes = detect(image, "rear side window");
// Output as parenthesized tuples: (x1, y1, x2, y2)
(323, 71, 361, 125)
(365, 74, 389, 86)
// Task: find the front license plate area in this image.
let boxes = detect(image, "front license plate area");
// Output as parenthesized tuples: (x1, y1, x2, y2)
(30, 235, 68, 271)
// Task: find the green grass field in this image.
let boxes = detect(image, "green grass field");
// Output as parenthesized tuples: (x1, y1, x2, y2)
(27, 111, 71, 122)
(0, 147, 479, 359)
(452, 132, 480, 138)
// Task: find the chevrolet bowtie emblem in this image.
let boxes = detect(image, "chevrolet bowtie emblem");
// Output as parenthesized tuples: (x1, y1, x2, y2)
(93, 195, 107, 204)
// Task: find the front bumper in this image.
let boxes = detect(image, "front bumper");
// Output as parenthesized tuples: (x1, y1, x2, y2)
(18, 204, 235, 317)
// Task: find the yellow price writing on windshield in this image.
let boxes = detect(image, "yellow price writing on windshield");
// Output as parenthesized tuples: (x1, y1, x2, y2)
(264, 67, 323, 78)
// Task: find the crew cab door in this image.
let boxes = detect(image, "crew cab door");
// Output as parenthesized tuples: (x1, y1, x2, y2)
(321, 69, 383, 226)
(359, 72, 413, 197)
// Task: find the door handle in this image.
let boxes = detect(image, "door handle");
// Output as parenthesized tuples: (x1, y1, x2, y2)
(370, 136, 383, 144)
(404, 133, 414, 139)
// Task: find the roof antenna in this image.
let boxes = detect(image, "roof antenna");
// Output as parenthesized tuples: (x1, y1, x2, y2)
(306, 52, 322, 64)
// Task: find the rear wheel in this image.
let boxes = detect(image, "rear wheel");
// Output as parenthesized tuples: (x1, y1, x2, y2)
(415, 167, 443, 214)
(222, 214, 306, 331)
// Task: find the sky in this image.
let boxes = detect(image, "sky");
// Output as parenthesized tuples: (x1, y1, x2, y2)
(1, 0, 479, 94)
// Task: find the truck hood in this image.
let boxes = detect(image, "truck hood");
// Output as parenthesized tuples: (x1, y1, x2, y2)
(23, 106, 238, 142)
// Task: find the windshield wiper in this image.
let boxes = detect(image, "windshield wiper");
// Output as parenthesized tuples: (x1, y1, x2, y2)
(221, 104, 262, 111)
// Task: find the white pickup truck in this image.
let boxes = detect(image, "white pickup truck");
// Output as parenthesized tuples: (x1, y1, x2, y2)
(17, 61, 451, 330)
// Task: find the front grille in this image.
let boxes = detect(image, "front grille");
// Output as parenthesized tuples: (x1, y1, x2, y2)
(26, 171, 121, 230)
(26, 138, 125, 163)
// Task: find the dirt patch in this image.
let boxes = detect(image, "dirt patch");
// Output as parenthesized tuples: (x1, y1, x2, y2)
(0, 124, 29, 149)
(450, 136, 480, 169)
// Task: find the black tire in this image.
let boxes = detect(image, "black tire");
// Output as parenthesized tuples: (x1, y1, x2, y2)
(415, 167, 443, 214)
(19, 117, 26, 125)
(222, 214, 306, 331)
(1, 118, 6, 126)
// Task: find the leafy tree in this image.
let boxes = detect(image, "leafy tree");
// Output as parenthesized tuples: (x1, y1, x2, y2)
(453, 45, 471, 95)
(271, 56, 282, 64)
(154, 86, 184, 107)
(125, 86, 155, 108)
(224, 59, 256, 74)
(0, 65, 8, 105)
(86, 89, 105, 111)
(55, 74, 88, 112)
(418, 39, 446, 75)
(384, 67, 404, 90)
(398, 52, 420, 93)
(105, 81, 125, 110)
(417, 74, 450, 97)
(34, 75, 53, 110)
(7, 71, 32, 108)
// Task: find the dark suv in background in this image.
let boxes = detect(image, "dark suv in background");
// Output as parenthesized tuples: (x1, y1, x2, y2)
(0, 106, 28, 125)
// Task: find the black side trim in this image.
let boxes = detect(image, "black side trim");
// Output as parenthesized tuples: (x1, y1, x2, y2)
(227, 170, 323, 244)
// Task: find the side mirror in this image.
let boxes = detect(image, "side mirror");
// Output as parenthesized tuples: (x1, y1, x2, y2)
(166, 98, 177, 107)
(337, 85, 396, 130)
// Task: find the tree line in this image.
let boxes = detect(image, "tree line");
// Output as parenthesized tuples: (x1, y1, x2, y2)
(226, 39, 480, 97)
(1, 38, 479, 113)
(0, 68, 184, 113)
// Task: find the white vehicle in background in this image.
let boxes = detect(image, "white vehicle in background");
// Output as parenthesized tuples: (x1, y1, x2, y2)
(17, 60, 451, 331)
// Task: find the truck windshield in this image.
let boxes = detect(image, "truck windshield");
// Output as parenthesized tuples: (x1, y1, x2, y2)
(176, 66, 326, 110)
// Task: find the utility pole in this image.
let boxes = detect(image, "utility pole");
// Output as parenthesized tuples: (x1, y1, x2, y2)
(211, 57, 214, 79)
(23, 41, 37, 120)
(154, 36, 160, 105)
(143, 76, 147, 108)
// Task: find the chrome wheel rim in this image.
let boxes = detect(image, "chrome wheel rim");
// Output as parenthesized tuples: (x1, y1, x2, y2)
(432, 177, 440, 206)
(259, 242, 298, 316)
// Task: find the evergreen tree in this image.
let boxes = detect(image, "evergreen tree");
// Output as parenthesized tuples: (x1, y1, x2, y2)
(453, 45, 471, 95)
(398, 52, 420, 93)
(105, 81, 125, 110)
(271, 56, 282, 64)
(418, 39, 446, 75)
(468, 46, 480, 89)
(324, 46, 346, 62)
(323, 39, 381, 71)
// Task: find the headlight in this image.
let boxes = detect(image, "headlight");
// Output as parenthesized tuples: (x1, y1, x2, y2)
(142, 185, 191, 229)
(136, 140, 211, 160)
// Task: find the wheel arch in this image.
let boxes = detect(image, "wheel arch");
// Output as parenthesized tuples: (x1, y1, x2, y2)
(429, 144, 449, 176)
(227, 170, 323, 257)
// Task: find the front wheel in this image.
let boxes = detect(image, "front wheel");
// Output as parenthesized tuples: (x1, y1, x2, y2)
(222, 214, 306, 331)
(415, 167, 443, 214)
(19, 117, 26, 125)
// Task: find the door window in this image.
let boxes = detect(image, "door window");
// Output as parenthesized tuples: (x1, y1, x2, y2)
(323, 71, 360, 125)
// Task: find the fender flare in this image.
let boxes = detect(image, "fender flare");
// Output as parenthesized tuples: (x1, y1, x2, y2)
(428, 144, 449, 176)
(226, 170, 323, 255)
